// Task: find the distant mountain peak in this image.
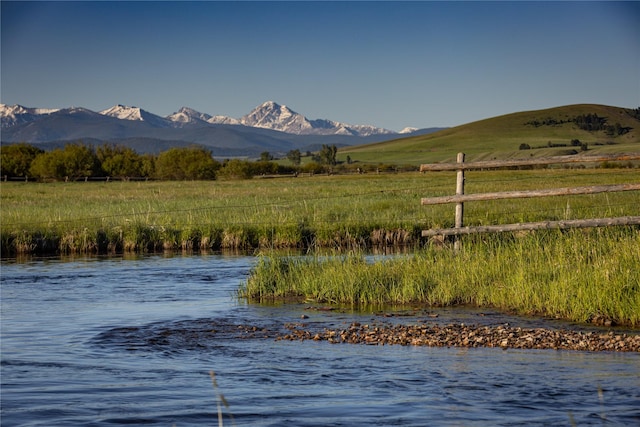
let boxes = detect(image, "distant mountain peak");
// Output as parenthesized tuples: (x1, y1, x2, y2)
(100, 104, 172, 127)
(260, 100, 281, 108)
(238, 100, 393, 136)
(3, 100, 400, 136)
(166, 107, 240, 126)
(241, 101, 302, 131)
(166, 106, 213, 124)
(100, 104, 144, 121)
(1, 103, 61, 128)
(399, 127, 419, 134)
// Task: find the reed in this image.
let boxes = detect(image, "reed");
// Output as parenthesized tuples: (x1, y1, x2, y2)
(240, 227, 640, 326)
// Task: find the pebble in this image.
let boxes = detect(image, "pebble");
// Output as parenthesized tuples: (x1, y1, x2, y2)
(276, 322, 640, 352)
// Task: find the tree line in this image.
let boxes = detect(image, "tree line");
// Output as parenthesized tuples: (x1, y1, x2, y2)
(525, 112, 633, 137)
(0, 142, 344, 181)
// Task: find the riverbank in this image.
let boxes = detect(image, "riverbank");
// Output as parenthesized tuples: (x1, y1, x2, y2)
(276, 321, 640, 352)
(241, 227, 640, 327)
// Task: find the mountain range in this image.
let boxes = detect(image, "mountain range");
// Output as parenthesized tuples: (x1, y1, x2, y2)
(1, 101, 442, 157)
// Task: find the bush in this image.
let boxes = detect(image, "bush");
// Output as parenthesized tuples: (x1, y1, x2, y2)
(29, 143, 99, 180)
(0, 143, 43, 177)
(96, 144, 147, 178)
(218, 159, 253, 180)
(154, 146, 219, 180)
(299, 161, 325, 174)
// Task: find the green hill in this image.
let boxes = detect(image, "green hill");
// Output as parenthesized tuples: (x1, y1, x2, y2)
(339, 104, 640, 165)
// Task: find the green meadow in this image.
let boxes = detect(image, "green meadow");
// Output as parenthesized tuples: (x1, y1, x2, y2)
(1, 168, 637, 255)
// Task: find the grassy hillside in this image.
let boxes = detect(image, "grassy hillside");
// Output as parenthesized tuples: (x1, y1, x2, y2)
(339, 104, 640, 165)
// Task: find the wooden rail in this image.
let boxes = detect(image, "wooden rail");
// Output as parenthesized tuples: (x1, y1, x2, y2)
(422, 216, 640, 237)
(420, 153, 640, 244)
(422, 184, 640, 205)
(419, 153, 640, 172)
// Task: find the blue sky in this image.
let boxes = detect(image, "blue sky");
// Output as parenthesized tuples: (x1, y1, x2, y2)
(2, 1, 639, 131)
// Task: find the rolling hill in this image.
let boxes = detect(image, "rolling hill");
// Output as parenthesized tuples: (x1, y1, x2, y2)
(339, 104, 640, 165)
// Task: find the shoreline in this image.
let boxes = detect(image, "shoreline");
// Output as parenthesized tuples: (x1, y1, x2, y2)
(276, 321, 640, 352)
(95, 308, 640, 353)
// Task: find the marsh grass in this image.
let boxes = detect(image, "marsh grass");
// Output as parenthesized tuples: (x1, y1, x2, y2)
(1, 169, 638, 255)
(240, 227, 640, 326)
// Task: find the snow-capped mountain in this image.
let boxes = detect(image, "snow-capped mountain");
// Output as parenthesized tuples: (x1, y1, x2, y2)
(399, 127, 420, 134)
(209, 115, 241, 126)
(166, 107, 241, 126)
(3, 101, 400, 136)
(240, 101, 317, 133)
(100, 104, 172, 128)
(164, 101, 394, 136)
(236, 101, 394, 136)
(0, 104, 60, 128)
(2, 101, 442, 156)
(166, 107, 213, 124)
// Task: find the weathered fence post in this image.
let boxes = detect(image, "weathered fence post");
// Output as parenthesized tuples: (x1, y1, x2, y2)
(454, 153, 465, 250)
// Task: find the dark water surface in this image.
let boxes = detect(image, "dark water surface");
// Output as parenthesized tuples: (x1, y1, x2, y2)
(1, 254, 639, 426)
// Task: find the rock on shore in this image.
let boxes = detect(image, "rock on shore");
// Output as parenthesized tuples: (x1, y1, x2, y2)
(277, 322, 640, 352)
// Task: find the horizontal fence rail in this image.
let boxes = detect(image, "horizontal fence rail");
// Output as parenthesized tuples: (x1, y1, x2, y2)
(421, 183, 640, 205)
(422, 216, 640, 237)
(420, 153, 640, 244)
(419, 153, 640, 172)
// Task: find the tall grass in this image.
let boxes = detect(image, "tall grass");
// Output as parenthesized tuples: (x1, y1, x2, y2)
(1, 169, 638, 255)
(240, 228, 640, 326)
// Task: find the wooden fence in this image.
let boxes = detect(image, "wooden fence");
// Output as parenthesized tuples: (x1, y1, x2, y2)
(2, 175, 150, 182)
(420, 153, 640, 248)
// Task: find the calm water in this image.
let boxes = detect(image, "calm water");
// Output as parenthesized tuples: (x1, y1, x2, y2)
(1, 253, 639, 426)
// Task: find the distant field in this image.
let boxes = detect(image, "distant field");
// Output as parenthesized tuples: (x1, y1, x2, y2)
(1, 168, 638, 255)
(340, 104, 640, 165)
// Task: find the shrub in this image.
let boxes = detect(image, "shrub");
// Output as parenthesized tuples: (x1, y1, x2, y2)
(29, 143, 99, 180)
(0, 143, 43, 177)
(154, 146, 219, 180)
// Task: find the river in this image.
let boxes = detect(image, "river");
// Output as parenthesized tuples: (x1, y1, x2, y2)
(1, 253, 639, 426)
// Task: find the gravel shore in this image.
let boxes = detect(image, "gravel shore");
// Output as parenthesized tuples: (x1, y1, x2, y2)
(276, 322, 640, 352)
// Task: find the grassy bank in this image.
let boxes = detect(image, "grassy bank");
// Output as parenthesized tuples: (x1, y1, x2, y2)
(240, 227, 640, 326)
(1, 169, 638, 255)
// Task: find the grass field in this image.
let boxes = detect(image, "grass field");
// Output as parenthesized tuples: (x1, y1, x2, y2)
(1, 168, 638, 255)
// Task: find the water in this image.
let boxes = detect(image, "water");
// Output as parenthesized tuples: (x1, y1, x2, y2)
(1, 253, 639, 426)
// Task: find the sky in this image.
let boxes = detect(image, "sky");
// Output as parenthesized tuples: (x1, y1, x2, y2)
(2, 1, 639, 131)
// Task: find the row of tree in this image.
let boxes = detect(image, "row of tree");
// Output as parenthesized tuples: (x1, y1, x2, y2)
(525, 113, 632, 137)
(573, 114, 631, 137)
(0, 142, 341, 181)
(519, 139, 589, 151)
